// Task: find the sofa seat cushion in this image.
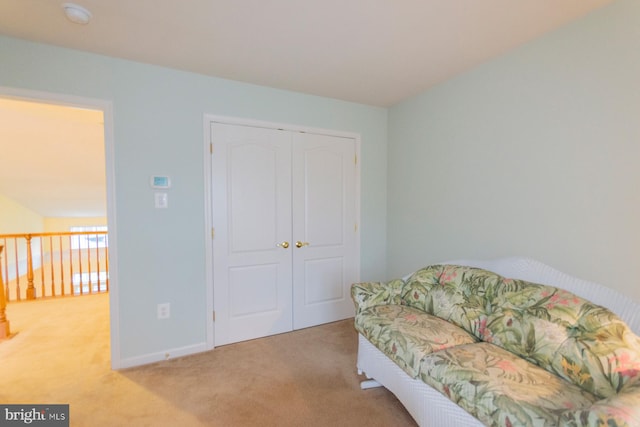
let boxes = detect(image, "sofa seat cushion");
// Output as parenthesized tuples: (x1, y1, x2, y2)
(355, 304, 477, 377)
(419, 342, 597, 427)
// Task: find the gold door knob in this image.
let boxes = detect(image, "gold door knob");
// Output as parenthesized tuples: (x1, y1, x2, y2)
(295, 241, 310, 248)
(276, 241, 290, 249)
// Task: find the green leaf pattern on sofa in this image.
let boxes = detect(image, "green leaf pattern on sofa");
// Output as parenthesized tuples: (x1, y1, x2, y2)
(549, 316, 640, 399)
(558, 376, 640, 426)
(351, 264, 640, 427)
(354, 304, 477, 377)
(419, 342, 598, 427)
(350, 279, 405, 315)
(399, 265, 640, 398)
(401, 265, 501, 338)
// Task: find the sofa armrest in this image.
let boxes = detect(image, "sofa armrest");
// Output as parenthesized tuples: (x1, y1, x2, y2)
(351, 279, 405, 314)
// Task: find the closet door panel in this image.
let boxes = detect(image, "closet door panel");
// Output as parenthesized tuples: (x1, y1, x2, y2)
(292, 133, 357, 329)
(303, 257, 345, 304)
(228, 143, 279, 251)
(212, 123, 293, 346)
(303, 148, 344, 246)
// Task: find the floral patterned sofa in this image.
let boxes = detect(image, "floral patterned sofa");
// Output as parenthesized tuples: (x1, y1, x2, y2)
(352, 258, 640, 427)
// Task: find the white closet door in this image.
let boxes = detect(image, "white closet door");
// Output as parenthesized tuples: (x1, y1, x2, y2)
(212, 123, 293, 346)
(291, 133, 357, 329)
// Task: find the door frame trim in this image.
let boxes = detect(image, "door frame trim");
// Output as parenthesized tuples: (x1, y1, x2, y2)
(0, 86, 120, 369)
(203, 114, 361, 350)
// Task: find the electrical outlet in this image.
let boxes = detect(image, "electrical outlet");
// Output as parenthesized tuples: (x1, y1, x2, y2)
(157, 303, 170, 319)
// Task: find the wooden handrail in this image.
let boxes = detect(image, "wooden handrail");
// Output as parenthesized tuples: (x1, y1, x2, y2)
(0, 231, 106, 239)
(0, 245, 10, 338)
(0, 231, 109, 301)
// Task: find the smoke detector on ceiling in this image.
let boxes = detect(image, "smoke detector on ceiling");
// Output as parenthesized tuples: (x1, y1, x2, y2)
(62, 3, 92, 25)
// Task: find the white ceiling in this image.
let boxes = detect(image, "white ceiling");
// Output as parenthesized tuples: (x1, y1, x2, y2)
(0, 0, 614, 107)
(0, 0, 615, 219)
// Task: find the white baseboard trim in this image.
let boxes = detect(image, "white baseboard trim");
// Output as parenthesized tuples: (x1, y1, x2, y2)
(117, 342, 209, 369)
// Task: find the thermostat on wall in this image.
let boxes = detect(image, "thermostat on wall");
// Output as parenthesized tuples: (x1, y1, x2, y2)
(150, 175, 171, 189)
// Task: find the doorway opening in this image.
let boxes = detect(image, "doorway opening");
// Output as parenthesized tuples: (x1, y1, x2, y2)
(0, 87, 119, 368)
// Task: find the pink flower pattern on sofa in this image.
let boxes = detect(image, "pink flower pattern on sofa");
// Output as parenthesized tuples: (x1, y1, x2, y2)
(351, 264, 640, 426)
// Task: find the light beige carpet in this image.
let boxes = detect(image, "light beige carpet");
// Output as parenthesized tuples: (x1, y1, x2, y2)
(0, 294, 416, 426)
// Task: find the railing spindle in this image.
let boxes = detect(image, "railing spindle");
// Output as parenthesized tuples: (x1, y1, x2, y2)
(77, 235, 83, 295)
(13, 238, 20, 301)
(49, 236, 55, 297)
(95, 233, 100, 292)
(0, 245, 10, 339)
(2, 238, 8, 301)
(59, 235, 65, 297)
(25, 235, 35, 300)
(39, 237, 45, 297)
(87, 235, 93, 294)
(68, 235, 73, 296)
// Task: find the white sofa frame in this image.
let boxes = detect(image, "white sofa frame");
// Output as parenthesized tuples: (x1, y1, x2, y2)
(356, 257, 640, 427)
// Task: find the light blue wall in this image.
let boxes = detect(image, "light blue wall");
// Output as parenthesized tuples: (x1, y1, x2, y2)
(387, 0, 640, 302)
(0, 35, 387, 362)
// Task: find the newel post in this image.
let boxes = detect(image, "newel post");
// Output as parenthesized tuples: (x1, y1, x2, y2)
(0, 245, 10, 339)
(25, 235, 36, 300)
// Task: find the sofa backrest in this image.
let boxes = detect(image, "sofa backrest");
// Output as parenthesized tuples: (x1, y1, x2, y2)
(401, 264, 640, 398)
(442, 256, 640, 335)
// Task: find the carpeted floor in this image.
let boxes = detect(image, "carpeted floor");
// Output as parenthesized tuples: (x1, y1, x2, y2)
(0, 294, 416, 426)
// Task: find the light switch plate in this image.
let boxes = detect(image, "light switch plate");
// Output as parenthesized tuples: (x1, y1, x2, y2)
(154, 192, 168, 208)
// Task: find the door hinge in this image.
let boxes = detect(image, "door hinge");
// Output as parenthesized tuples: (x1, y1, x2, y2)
(210, 143, 213, 154)
(354, 154, 357, 165)
(211, 227, 215, 239)
(354, 223, 358, 232)
(212, 311, 216, 321)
